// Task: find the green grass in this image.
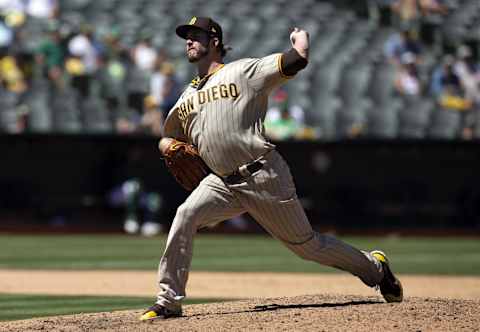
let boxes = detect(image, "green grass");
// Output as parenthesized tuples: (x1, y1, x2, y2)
(0, 294, 219, 322)
(0, 234, 479, 275)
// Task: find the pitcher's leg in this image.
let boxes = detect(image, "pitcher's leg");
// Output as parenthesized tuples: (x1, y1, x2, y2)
(284, 229, 384, 287)
(238, 151, 383, 287)
(248, 195, 383, 286)
(156, 174, 245, 311)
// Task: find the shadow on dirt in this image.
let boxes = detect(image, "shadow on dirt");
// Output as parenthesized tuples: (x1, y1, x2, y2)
(186, 300, 382, 318)
(252, 300, 383, 312)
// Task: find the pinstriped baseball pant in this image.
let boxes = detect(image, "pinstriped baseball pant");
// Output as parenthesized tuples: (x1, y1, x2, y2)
(156, 150, 383, 310)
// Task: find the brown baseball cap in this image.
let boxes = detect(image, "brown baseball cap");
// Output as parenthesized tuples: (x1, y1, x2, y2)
(176, 16, 223, 42)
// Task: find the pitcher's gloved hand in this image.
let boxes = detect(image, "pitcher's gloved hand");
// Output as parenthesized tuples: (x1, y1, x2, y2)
(160, 138, 210, 191)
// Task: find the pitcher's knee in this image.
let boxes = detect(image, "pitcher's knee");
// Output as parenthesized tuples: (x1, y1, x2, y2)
(173, 203, 199, 230)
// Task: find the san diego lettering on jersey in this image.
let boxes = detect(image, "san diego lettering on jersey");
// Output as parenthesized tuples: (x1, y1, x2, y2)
(177, 83, 239, 126)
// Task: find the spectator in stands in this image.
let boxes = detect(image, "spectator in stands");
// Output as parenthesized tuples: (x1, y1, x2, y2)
(418, 0, 448, 16)
(149, 51, 170, 107)
(98, 29, 128, 111)
(25, 0, 58, 20)
(0, 0, 25, 14)
(100, 52, 127, 109)
(0, 52, 27, 93)
(430, 48, 477, 114)
(109, 177, 164, 236)
(384, 29, 422, 65)
(67, 25, 101, 97)
(394, 52, 421, 96)
(451, 45, 480, 139)
(126, 62, 151, 114)
(131, 33, 157, 72)
(115, 115, 137, 135)
(453, 45, 480, 104)
(151, 57, 181, 116)
(0, 49, 28, 133)
(417, 0, 448, 47)
(114, 95, 165, 137)
(158, 62, 181, 112)
(430, 55, 459, 97)
(390, 0, 446, 28)
(140, 95, 163, 136)
(35, 27, 64, 82)
(102, 27, 126, 60)
(433, 56, 473, 135)
(265, 107, 300, 141)
(391, 0, 421, 30)
(265, 89, 303, 140)
(0, 17, 13, 48)
(267, 88, 305, 126)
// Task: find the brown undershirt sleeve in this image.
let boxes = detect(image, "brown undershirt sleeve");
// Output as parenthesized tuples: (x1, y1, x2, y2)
(281, 48, 308, 76)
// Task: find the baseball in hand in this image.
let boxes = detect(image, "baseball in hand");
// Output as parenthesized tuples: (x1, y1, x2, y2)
(290, 27, 309, 59)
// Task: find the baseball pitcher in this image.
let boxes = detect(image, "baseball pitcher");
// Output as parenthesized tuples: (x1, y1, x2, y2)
(140, 17, 403, 321)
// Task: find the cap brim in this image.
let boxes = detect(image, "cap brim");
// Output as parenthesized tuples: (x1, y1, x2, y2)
(176, 25, 209, 39)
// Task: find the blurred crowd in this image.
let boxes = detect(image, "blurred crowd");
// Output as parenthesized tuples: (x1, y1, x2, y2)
(382, 0, 480, 139)
(0, 0, 181, 135)
(0, 0, 479, 140)
(264, 0, 480, 141)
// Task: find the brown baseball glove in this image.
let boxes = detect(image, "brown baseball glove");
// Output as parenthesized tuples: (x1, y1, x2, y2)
(163, 139, 210, 191)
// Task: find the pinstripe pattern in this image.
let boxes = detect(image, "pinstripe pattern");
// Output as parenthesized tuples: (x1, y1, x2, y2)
(157, 174, 245, 309)
(164, 54, 285, 176)
(156, 53, 384, 311)
(156, 152, 383, 311)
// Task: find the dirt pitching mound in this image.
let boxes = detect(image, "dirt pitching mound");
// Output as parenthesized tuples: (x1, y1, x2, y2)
(2, 294, 479, 332)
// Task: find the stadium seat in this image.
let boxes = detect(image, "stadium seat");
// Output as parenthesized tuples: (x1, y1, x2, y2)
(0, 89, 21, 133)
(10, 0, 479, 140)
(369, 62, 396, 105)
(472, 109, 480, 139)
(362, 28, 394, 62)
(338, 64, 372, 103)
(81, 83, 113, 133)
(58, 0, 92, 11)
(336, 98, 371, 139)
(428, 108, 462, 139)
(51, 87, 82, 134)
(367, 99, 401, 139)
(312, 61, 343, 95)
(307, 92, 341, 140)
(398, 97, 434, 139)
(125, 65, 151, 95)
(24, 82, 52, 133)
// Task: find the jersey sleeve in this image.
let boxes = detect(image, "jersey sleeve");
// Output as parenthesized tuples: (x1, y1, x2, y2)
(242, 53, 293, 92)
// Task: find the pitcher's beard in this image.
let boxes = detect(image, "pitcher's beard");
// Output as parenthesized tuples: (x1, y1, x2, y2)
(187, 47, 209, 63)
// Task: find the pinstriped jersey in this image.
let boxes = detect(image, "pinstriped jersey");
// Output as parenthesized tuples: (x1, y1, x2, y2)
(164, 53, 292, 176)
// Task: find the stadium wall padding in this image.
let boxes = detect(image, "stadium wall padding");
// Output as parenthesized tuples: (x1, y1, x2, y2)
(1, 134, 479, 230)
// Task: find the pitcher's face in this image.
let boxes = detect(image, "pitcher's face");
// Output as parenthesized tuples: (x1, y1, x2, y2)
(185, 30, 211, 63)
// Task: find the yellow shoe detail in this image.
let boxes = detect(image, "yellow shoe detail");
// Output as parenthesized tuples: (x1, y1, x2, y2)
(371, 250, 403, 303)
(139, 311, 158, 321)
(371, 251, 387, 263)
